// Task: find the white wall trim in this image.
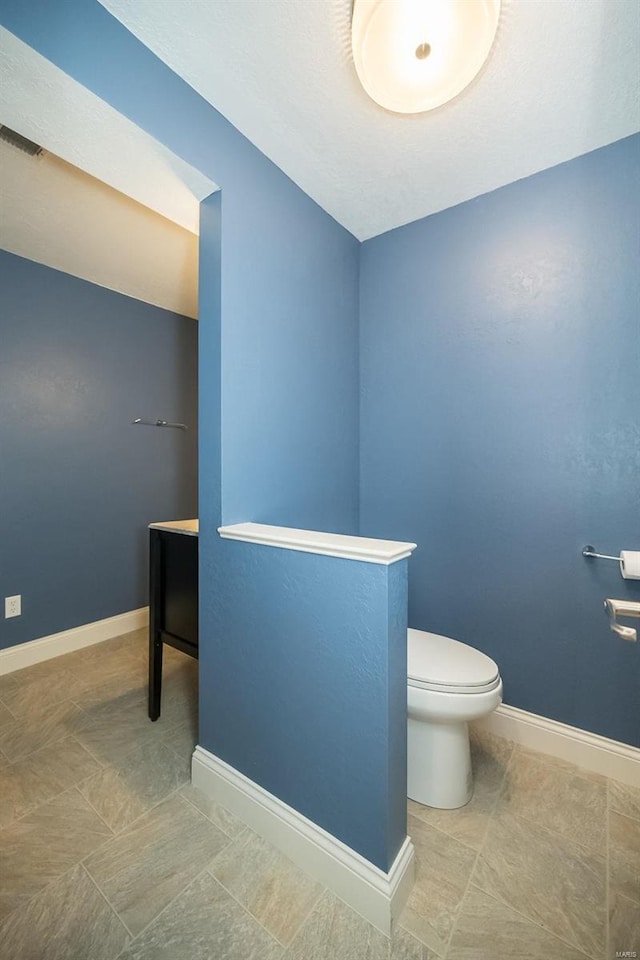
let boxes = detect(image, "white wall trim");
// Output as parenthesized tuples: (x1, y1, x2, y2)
(191, 746, 415, 935)
(218, 522, 417, 565)
(478, 703, 640, 788)
(0, 607, 149, 676)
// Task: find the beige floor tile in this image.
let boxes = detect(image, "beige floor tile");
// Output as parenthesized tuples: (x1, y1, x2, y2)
(0, 700, 17, 729)
(0, 629, 618, 960)
(70, 658, 148, 711)
(473, 810, 605, 958)
(391, 927, 439, 959)
(284, 891, 389, 960)
(0, 668, 87, 721)
(163, 644, 193, 669)
(0, 674, 18, 698)
(84, 792, 230, 936)
(161, 718, 198, 760)
(210, 827, 323, 946)
(609, 892, 640, 956)
(447, 884, 590, 960)
(63, 630, 147, 671)
(0, 736, 101, 828)
(0, 787, 113, 920)
(0, 657, 69, 692)
(408, 796, 492, 854)
(497, 747, 607, 854)
(610, 780, 640, 823)
(180, 783, 246, 839)
(468, 726, 514, 765)
(408, 730, 512, 851)
(609, 811, 640, 905)
(78, 739, 190, 833)
(0, 700, 85, 763)
(156, 687, 198, 730)
(71, 694, 183, 766)
(161, 655, 198, 691)
(401, 815, 477, 956)
(118, 871, 283, 960)
(0, 862, 129, 960)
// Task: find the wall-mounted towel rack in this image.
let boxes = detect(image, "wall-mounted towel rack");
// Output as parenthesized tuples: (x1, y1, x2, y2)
(582, 545, 619, 562)
(132, 418, 188, 430)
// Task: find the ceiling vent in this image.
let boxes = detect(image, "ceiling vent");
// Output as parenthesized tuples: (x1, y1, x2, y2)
(0, 125, 44, 157)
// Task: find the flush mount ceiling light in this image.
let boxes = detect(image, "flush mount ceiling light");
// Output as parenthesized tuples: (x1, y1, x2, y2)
(351, 0, 501, 114)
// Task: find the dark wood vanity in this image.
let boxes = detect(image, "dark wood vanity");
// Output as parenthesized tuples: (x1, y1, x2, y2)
(148, 519, 198, 720)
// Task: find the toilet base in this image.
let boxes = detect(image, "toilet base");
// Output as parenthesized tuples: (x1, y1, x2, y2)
(407, 717, 473, 809)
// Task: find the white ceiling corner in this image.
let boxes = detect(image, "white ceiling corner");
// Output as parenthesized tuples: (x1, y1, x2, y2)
(0, 138, 199, 318)
(99, 0, 640, 240)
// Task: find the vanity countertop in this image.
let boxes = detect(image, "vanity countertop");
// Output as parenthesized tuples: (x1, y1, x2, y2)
(148, 519, 199, 536)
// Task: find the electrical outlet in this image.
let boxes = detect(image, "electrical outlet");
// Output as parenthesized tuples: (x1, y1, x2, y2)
(5, 595, 21, 618)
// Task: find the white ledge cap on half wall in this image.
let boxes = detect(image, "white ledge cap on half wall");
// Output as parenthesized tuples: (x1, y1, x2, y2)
(217, 522, 417, 565)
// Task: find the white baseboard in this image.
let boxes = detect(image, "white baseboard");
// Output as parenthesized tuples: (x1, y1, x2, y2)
(478, 703, 640, 788)
(0, 607, 149, 676)
(191, 746, 415, 936)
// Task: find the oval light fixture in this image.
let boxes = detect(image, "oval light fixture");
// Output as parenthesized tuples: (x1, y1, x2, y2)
(352, 0, 501, 115)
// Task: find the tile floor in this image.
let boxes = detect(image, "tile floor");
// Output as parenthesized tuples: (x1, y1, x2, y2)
(0, 629, 638, 959)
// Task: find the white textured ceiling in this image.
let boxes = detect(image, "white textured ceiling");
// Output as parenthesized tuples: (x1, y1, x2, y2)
(0, 26, 216, 234)
(101, 0, 640, 240)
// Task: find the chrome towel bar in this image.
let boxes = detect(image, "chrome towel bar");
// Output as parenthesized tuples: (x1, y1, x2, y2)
(132, 418, 187, 430)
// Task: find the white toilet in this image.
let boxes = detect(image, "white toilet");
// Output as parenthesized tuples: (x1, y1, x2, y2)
(407, 628, 502, 809)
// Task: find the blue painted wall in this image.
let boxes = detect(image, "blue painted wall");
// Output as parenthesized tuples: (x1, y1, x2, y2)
(204, 541, 408, 870)
(0, 250, 197, 649)
(360, 134, 640, 747)
(0, 3, 407, 874)
(0, 0, 361, 535)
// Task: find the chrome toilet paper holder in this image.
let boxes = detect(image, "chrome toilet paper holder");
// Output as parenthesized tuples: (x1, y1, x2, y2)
(582, 545, 619, 562)
(604, 598, 640, 643)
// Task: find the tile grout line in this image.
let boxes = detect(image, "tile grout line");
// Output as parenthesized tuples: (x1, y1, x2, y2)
(0, 694, 21, 722)
(0, 742, 105, 832)
(0, 719, 77, 765)
(503, 806, 608, 862)
(440, 739, 517, 959)
(64, 731, 109, 768)
(468, 827, 605, 953)
(206, 823, 390, 952)
(265, 881, 326, 951)
(489, 743, 610, 858)
(204, 861, 301, 952)
(465, 880, 595, 960)
(79, 780, 191, 843)
(0, 788, 116, 937)
(80, 862, 136, 949)
(110, 866, 221, 957)
(471, 743, 603, 960)
(407, 809, 482, 856)
(80, 802, 228, 952)
(74, 781, 121, 837)
(160, 733, 198, 767)
(178, 785, 250, 842)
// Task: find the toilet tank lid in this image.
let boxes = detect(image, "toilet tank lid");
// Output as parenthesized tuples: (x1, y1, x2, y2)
(407, 629, 499, 688)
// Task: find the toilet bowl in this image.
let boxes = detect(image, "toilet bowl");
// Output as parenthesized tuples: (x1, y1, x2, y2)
(407, 628, 502, 810)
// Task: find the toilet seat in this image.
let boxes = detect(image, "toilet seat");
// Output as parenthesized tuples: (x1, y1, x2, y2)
(408, 674, 502, 695)
(407, 628, 500, 694)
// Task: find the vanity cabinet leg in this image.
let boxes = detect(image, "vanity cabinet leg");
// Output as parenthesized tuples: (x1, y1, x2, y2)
(148, 634, 163, 721)
(148, 529, 163, 721)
